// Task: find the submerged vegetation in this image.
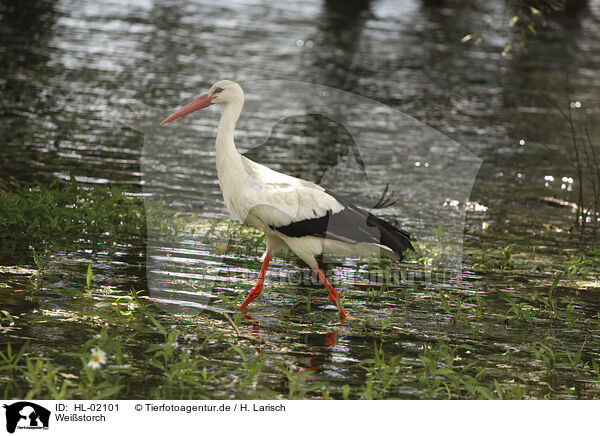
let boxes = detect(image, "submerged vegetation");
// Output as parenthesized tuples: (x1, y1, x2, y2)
(1, 180, 600, 399)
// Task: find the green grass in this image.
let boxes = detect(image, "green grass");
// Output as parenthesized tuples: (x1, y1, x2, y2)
(0, 178, 146, 257)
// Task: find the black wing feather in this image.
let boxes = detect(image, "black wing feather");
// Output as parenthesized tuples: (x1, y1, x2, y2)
(272, 189, 413, 259)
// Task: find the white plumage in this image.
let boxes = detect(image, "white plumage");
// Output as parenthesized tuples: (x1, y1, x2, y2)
(234, 156, 345, 228)
(161, 80, 413, 319)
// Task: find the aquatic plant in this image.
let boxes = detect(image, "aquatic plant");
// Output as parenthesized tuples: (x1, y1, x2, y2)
(0, 179, 146, 258)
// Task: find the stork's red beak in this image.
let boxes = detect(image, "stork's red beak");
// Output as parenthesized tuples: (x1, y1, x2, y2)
(160, 93, 214, 125)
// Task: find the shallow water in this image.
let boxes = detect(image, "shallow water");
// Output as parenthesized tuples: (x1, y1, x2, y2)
(1, 0, 600, 399)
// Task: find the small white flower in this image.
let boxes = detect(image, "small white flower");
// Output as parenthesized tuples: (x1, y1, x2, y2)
(87, 347, 107, 370)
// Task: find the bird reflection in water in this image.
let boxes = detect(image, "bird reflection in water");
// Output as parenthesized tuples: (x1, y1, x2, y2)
(241, 311, 339, 371)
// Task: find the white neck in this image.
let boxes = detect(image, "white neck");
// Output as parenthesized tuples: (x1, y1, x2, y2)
(215, 99, 245, 208)
(215, 99, 244, 167)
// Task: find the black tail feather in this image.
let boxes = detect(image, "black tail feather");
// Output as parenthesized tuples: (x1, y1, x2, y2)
(275, 188, 414, 260)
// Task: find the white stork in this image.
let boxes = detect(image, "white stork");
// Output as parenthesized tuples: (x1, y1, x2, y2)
(161, 80, 413, 319)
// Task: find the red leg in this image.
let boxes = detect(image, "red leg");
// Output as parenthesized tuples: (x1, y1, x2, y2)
(240, 251, 272, 309)
(314, 266, 348, 319)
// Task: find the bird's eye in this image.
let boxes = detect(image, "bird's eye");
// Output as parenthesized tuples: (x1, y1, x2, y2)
(214, 87, 224, 94)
